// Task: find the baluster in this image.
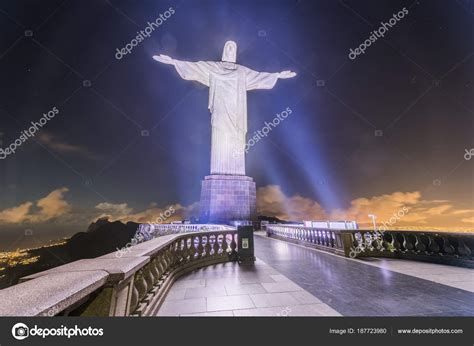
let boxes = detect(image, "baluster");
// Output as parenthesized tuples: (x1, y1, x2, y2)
(426, 235, 439, 254)
(230, 233, 237, 257)
(456, 239, 471, 257)
(204, 235, 212, 257)
(150, 257, 161, 285)
(134, 270, 148, 305)
(174, 240, 183, 264)
(402, 234, 415, 252)
(415, 234, 427, 253)
(222, 234, 229, 255)
(391, 233, 401, 252)
(189, 236, 197, 260)
(212, 235, 220, 256)
(185, 237, 192, 261)
(161, 248, 170, 268)
(166, 247, 174, 267)
(442, 237, 455, 256)
(130, 284, 139, 314)
(143, 264, 155, 292)
(155, 254, 164, 277)
(380, 232, 390, 252)
(171, 244, 178, 264)
(197, 235, 205, 258)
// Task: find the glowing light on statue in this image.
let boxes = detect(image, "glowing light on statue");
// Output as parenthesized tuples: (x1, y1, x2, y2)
(152, 41, 296, 176)
(153, 41, 296, 222)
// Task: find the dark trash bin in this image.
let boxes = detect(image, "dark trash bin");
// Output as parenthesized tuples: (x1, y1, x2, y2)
(237, 225, 255, 265)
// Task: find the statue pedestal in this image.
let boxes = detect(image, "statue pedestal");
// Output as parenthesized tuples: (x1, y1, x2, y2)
(199, 175, 256, 223)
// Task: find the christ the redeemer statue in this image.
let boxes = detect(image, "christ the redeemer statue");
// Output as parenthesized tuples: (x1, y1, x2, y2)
(153, 41, 296, 176)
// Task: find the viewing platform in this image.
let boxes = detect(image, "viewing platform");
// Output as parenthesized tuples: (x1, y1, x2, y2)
(0, 225, 472, 317)
(158, 232, 473, 316)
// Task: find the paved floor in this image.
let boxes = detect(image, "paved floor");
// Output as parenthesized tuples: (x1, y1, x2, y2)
(354, 256, 474, 292)
(157, 234, 474, 317)
(157, 259, 341, 316)
(254, 234, 474, 316)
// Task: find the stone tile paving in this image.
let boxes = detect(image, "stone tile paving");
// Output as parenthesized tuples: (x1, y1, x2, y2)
(157, 259, 341, 316)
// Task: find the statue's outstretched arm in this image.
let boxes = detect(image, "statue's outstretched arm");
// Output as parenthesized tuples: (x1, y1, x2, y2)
(153, 54, 218, 87)
(246, 67, 297, 90)
(153, 54, 175, 65)
(278, 70, 297, 79)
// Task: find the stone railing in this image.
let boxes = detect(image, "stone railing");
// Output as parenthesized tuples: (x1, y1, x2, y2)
(349, 229, 474, 267)
(266, 225, 474, 268)
(266, 224, 353, 257)
(137, 223, 234, 238)
(0, 229, 239, 316)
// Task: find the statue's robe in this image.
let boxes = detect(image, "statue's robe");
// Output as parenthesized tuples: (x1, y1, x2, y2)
(173, 60, 279, 175)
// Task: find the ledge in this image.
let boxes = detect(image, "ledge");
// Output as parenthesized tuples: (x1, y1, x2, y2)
(0, 271, 109, 316)
(1, 229, 239, 316)
(20, 257, 150, 282)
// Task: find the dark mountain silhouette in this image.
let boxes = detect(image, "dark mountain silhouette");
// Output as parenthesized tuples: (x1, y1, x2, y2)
(0, 219, 139, 289)
(258, 215, 295, 224)
(66, 220, 139, 260)
(86, 216, 111, 233)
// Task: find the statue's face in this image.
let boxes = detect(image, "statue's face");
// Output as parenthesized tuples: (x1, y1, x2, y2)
(222, 41, 237, 63)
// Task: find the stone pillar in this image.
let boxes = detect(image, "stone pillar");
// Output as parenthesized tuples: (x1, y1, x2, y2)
(199, 175, 256, 223)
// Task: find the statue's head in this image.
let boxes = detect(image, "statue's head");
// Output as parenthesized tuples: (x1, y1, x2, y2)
(222, 41, 237, 63)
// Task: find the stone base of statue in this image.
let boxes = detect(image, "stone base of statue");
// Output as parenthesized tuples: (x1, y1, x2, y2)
(199, 175, 256, 223)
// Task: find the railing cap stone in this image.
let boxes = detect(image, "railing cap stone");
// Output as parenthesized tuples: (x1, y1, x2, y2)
(20, 257, 150, 283)
(0, 271, 108, 316)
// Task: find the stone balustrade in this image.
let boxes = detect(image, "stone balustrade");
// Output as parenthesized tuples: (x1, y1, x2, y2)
(266, 224, 353, 257)
(266, 224, 474, 268)
(0, 229, 239, 316)
(137, 223, 234, 238)
(350, 229, 474, 267)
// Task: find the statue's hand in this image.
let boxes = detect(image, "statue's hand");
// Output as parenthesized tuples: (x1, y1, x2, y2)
(153, 54, 174, 65)
(278, 70, 297, 79)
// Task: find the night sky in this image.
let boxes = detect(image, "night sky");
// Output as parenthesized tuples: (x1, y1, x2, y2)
(0, 0, 473, 250)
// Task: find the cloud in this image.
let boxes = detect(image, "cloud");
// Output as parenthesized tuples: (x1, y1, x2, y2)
(1, 184, 470, 232)
(256, 185, 473, 230)
(95, 202, 133, 216)
(453, 209, 474, 215)
(461, 216, 474, 223)
(37, 133, 99, 160)
(0, 202, 33, 224)
(30, 188, 72, 222)
(0, 188, 72, 224)
(93, 202, 199, 224)
(329, 191, 422, 223)
(257, 185, 326, 221)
